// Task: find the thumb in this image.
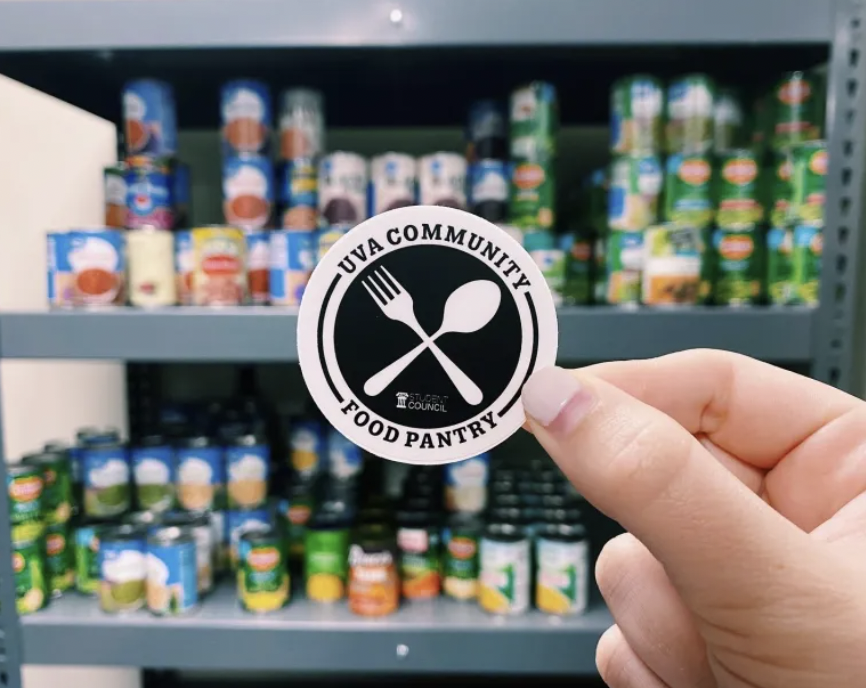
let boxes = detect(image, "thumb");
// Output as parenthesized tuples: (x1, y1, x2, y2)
(521, 366, 815, 610)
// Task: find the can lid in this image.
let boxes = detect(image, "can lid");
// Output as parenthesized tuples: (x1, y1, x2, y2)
(240, 526, 278, 545)
(124, 510, 162, 527)
(231, 432, 265, 447)
(149, 525, 193, 544)
(102, 523, 148, 542)
(22, 450, 69, 467)
(176, 435, 214, 449)
(484, 521, 526, 541)
(538, 521, 586, 540)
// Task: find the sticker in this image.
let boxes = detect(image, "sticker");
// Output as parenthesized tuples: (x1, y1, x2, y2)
(297, 206, 558, 465)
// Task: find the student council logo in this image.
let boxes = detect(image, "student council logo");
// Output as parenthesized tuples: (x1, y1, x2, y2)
(297, 206, 558, 465)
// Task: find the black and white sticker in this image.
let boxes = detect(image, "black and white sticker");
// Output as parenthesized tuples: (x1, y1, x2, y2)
(297, 206, 558, 465)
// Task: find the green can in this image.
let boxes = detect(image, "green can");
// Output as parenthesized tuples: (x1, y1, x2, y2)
(45, 522, 74, 597)
(304, 514, 350, 602)
(605, 232, 644, 307)
(13, 539, 48, 614)
(773, 71, 820, 151)
(23, 450, 73, 525)
(716, 149, 764, 229)
(278, 489, 314, 560)
(713, 87, 745, 154)
(769, 151, 795, 228)
(665, 74, 716, 154)
(396, 510, 441, 600)
(7, 463, 44, 545)
(524, 231, 566, 305)
(767, 227, 796, 305)
(751, 93, 773, 156)
(608, 154, 663, 231)
(561, 232, 593, 305)
(790, 140, 828, 226)
(712, 228, 764, 306)
(510, 81, 558, 161)
(792, 225, 822, 306)
(663, 153, 714, 228)
(610, 75, 663, 154)
(443, 514, 481, 601)
(593, 236, 608, 305)
(239, 528, 289, 613)
(698, 226, 715, 304)
(74, 518, 108, 595)
(509, 161, 555, 230)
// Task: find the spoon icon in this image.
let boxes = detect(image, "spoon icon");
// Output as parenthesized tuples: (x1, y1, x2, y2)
(363, 279, 502, 404)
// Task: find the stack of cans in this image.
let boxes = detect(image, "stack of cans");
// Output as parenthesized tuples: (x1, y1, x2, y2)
(466, 100, 508, 223)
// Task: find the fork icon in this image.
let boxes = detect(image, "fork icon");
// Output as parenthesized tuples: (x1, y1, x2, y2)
(361, 266, 484, 406)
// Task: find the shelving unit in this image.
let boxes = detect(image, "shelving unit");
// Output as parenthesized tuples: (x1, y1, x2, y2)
(0, 0, 864, 686)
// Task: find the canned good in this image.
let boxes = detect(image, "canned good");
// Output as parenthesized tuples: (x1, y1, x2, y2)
(444, 454, 489, 514)
(245, 231, 270, 305)
(146, 525, 198, 615)
(82, 441, 130, 517)
(774, 72, 820, 150)
(605, 231, 644, 306)
(665, 74, 716, 154)
(770, 151, 795, 228)
(712, 228, 764, 306)
(74, 518, 107, 594)
(279, 158, 319, 229)
(221, 80, 272, 155)
(226, 433, 269, 509)
(525, 231, 566, 306)
(418, 152, 467, 210)
(22, 451, 71, 526)
(317, 225, 352, 261)
(717, 149, 763, 229)
(176, 436, 225, 512)
(593, 236, 608, 304)
(131, 435, 175, 512)
(125, 161, 174, 230)
(642, 225, 702, 306)
(479, 522, 530, 615)
(279, 88, 325, 160)
(305, 514, 350, 602)
(191, 225, 247, 307)
(122, 79, 177, 157)
(698, 226, 714, 304)
(443, 514, 481, 601)
(792, 224, 822, 306)
(46, 232, 75, 308)
(535, 522, 589, 616)
(561, 233, 593, 305)
(162, 511, 214, 595)
(127, 228, 177, 307)
(370, 153, 417, 216)
(509, 159, 554, 230)
(222, 155, 274, 231)
(327, 427, 363, 481)
(288, 418, 326, 479)
(269, 229, 315, 306)
(14, 539, 48, 614)
(68, 228, 126, 307)
(468, 159, 509, 222)
(767, 227, 796, 305)
(663, 153, 714, 228)
(466, 100, 508, 162)
(608, 155, 663, 231)
(104, 163, 128, 228)
(713, 87, 746, 154)
(396, 512, 440, 599)
(278, 488, 315, 559)
(319, 152, 368, 226)
(239, 528, 289, 612)
(45, 522, 74, 597)
(348, 525, 399, 617)
(173, 162, 191, 229)
(510, 82, 558, 161)
(227, 508, 271, 568)
(174, 230, 193, 305)
(7, 463, 44, 545)
(99, 524, 147, 613)
(790, 141, 828, 226)
(610, 75, 663, 155)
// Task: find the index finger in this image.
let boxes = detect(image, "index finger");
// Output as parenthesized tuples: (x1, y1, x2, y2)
(581, 349, 860, 469)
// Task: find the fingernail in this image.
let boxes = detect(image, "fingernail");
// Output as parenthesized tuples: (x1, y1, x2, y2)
(522, 366, 596, 434)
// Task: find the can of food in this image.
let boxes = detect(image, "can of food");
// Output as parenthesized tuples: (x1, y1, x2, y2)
(176, 436, 225, 512)
(561, 233, 593, 305)
(348, 525, 399, 617)
(244, 231, 270, 305)
(663, 153, 714, 228)
(269, 229, 315, 306)
(191, 225, 247, 306)
(370, 153, 417, 216)
(510, 81, 558, 161)
(226, 433, 269, 509)
(766, 227, 795, 305)
(396, 511, 440, 600)
(146, 525, 198, 615)
(327, 427, 364, 481)
(593, 236, 608, 304)
(162, 511, 214, 595)
(130, 434, 175, 513)
(21, 451, 70, 526)
(127, 228, 177, 307)
(444, 454, 489, 514)
(125, 161, 174, 230)
(46, 232, 75, 309)
(305, 513, 350, 602)
(318, 152, 368, 226)
(790, 140, 828, 226)
(605, 231, 644, 306)
(317, 224, 352, 261)
(239, 528, 289, 612)
(222, 155, 274, 231)
(277, 489, 315, 560)
(792, 224, 822, 306)
(68, 228, 126, 307)
(479, 522, 530, 615)
(99, 524, 147, 613)
(713, 87, 745, 154)
(14, 539, 48, 614)
(82, 440, 130, 518)
(172, 229, 192, 305)
(773, 72, 819, 151)
(610, 75, 663, 155)
(279, 88, 325, 160)
(770, 151, 795, 227)
(665, 74, 716, 154)
(608, 155, 663, 231)
(508, 160, 554, 230)
(466, 99, 508, 162)
(74, 518, 107, 594)
(227, 508, 271, 568)
(467, 159, 509, 222)
(717, 149, 764, 229)
(442, 514, 481, 601)
(712, 228, 764, 306)
(122, 79, 177, 157)
(279, 158, 319, 229)
(417, 152, 468, 209)
(44, 522, 74, 597)
(535, 522, 589, 616)
(642, 224, 702, 306)
(288, 418, 326, 480)
(221, 80, 272, 156)
(104, 163, 128, 228)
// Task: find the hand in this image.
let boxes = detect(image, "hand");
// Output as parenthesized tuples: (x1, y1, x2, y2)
(521, 350, 866, 688)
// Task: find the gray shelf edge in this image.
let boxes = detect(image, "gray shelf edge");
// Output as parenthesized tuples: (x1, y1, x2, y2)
(0, 0, 832, 51)
(0, 307, 816, 363)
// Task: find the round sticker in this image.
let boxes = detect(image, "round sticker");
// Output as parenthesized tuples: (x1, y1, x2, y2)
(297, 206, 558, 465)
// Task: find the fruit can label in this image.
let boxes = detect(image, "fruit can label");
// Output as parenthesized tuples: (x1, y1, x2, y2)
(479, 536, 529, 614)
(611, 76, 663, 155)
(608, 155, 662, 231)
(445, 454, 489, 514)
(773, 73, 819, 150)
(68, 229, 126, 307)
(767, 227, 795, 305)
(606, 231, 644, 306)
(14, 541, 48, 615)
(369, 153, 417, 216)
(792, 225, 822, 306)
(226, 443, 270, 510)
(221, 80, 272, 156)
(176, 446, 225, 512)
(123, 79, 177, 157)
(509, 161, 555, 229)
(245, 232, 271, 305)
(269, 229, 316, 306)
(147, 539, 198, 615)
(417, 153, 467, 209)
(279, 158, 319, 229)
(770, 152, 794, 227)
(39, 456, 73, 526)
(288, 419, 326, 479)
(75, 523, 103, 594)
(791, 143, 828, 226)
(665, 76, 715, 154)
(318, 153, 368, 226)
(227, 509, 271, 568)
(717, 152, 763, 229)
(712, 229, 764, 306)
(442, 528, 479, 601)
(45, 523, 74, 596)
(99, 538, 147, 613)
(125, 166, 174, 229)
(642, 225, 702, 306)
(305, 528, 349, 602)
(510, 82, 558, 160)
(192, 226, 247, 307)
(131, 444, 175, 513)
(83, 446, 130, 517)
(239, 539, 289, 612)
(223, 156, 274, 231)
(536, 537, 589, 615)
(8, 467, 44, 544)
(664, 154, 714, 228)
(398, 527, 441, 599)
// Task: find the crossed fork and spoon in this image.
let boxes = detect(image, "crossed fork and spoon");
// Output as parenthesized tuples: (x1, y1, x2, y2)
(361, 266, 502, 406)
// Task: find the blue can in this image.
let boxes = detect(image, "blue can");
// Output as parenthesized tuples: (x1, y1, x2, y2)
(226, 435, 270, 509)
(146, 527, 199, 615)
(67, 229, 125, 307)
(278, 158, 319, 230)
(466, 100, 508, 161)
(221, 80, 272, 156)
(245, 231, 271, 305)
(223, 154, 274, 231)
(269, 229, 315, 306)
(445, 454, 490, 514)
(317, 224, 352, 262)
(174, 230, 193, 305)
(327, 428, 363, 480)
(468, 159, 510, 221)
(176, 438, 225, 512)
(226, 509, 271, 568)
(126, 163, 174, 230)
(131, 439, 175, 513)
(99, 525, 147, 613)
(122, 79, 177, 157)
(46, 232, 74, 308)
(82, 442, 130, 518)
(288, 419, 326, 480)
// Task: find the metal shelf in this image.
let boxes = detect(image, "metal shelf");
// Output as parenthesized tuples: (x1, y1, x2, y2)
(0, 0, 832, 51)
(0, 307, 815, 363)
(21, 584, 611, 674)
